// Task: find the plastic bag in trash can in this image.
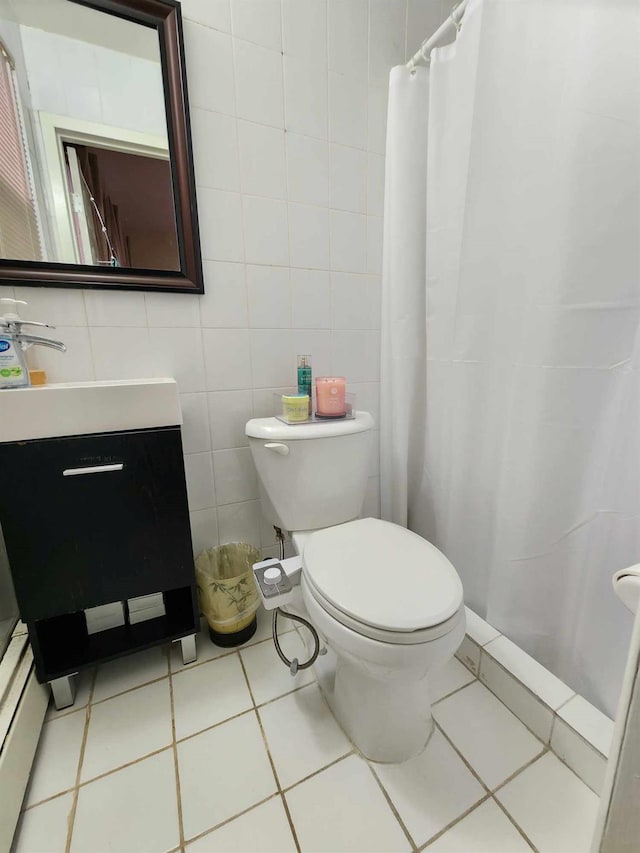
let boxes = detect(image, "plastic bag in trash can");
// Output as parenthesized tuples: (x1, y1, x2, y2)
(195, 543, 261, 638)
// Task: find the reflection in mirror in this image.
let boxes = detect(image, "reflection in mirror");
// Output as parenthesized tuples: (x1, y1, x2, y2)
(0, 0, 180, 272)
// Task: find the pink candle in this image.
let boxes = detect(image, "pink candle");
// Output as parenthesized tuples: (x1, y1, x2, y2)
(315, 376, 346, 417)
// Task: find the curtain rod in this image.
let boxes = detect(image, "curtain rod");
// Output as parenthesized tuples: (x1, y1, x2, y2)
(406, 0, 470, 70)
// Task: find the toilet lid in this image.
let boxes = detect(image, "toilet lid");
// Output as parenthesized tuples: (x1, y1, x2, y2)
(302, 518, 463, 633)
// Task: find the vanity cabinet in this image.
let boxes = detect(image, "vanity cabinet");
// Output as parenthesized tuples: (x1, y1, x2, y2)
(0, 422, 198, 703)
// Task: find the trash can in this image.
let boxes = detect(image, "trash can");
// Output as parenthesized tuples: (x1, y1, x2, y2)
(195, 543, 261, 647)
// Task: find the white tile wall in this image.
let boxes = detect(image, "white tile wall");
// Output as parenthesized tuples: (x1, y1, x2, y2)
(19, 0, 410, 556)
(20, 27, 166, 137)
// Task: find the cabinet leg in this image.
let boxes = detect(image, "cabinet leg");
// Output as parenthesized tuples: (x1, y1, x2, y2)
(49, 675, 76, 710)
(180, 634, 197, 665)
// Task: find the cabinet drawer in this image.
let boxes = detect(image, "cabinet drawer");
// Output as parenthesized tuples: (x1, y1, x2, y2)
(0, 427, 193, 621)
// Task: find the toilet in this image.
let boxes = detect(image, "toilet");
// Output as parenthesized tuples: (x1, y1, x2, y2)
(246, 411, 465, 763)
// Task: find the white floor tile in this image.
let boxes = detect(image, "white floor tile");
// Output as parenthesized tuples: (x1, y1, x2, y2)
(26, 711, 86, 805)
(373, 728, 485, 848)
(433, 681, 544, 789)
(45, 670, 93, 721)
(285, 755, 410, 853)
(430, 658, 476, 704)
(172, 653, 253, 740)
(93, 645, 169, 703)
(178, 712, 277, 841)
(259, 684, 351, 788)
(12, 793, 73, 853)
(496, 752, 600, 853)
(186, 797, 296, 852)
(71, 750, 180, 853)
(81, 679, 172, 781)
(428, 799, 531, 853)
(240, 631, 314, 705)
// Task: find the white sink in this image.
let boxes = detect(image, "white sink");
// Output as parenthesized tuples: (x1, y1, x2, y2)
(0, 378, 181, 443)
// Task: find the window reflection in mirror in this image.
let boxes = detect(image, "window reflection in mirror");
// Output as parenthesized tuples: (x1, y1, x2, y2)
(0, 0, 179, 271)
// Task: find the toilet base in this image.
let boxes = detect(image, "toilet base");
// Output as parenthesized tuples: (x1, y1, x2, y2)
(286, 593, 463, 764)
(330, 655, 435, 763)
(295, 616, 437, 763)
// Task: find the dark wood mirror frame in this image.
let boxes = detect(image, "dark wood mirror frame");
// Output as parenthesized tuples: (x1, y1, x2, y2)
(0, 0, 204, 294)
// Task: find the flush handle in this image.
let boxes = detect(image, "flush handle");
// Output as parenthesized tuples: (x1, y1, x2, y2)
(264, 442, 289, 456)
(63, 463, 124, 476)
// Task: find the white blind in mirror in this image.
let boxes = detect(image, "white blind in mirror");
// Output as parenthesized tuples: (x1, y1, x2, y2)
(0, 41, 42, 262)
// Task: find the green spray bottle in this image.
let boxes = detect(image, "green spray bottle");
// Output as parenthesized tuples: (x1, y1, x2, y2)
(297, 355, 312, 416)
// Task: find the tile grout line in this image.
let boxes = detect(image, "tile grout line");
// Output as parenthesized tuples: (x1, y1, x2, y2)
(77, 626, 296, 710)
(281, 749, 355, 795)
(23, 786, 76, 813)
(417, 792, 494, 851)
(33, 680, 363, 813)
(550, 710, 610, 761)
(431, 721, 492, 796)
(174, 677, 316, 750)
(491, 795, 539, 852)
(27, 661, 320, 812)
(69, 745, 175, 795)
(459, 657, 554, 747)
(167, 658, 187, 852)
(491, 749, 547, 801)
(431, 675, 478, 708)
(181, 793, 280, 849)
(91, 671, 172, 708)
(64, 667, 97, 853)
(479, 646, 577, 727)
(467, 636, 606, 763)
(554, 693, 577, 714)
(237, 649, 302, 853)
(367, 758, 420, 852)
(417, 715, 541, 852)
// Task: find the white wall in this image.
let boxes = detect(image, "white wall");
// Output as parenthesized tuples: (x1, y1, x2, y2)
(0, 0, 447, 559)
(19, 25, 166, 138)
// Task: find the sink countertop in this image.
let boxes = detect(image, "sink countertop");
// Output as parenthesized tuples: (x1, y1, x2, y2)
(0, 378, 181, 443)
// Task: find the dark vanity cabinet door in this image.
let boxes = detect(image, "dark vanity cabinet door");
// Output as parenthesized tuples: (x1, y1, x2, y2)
(0, 427, 193, 621)
(0, 426, 199, 682)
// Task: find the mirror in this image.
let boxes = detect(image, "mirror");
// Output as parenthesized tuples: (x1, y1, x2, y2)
(0, 0, 203, 292)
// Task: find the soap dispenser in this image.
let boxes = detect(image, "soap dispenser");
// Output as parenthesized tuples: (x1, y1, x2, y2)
(0, 300, 30, 388)
(0, 298, 67, 389)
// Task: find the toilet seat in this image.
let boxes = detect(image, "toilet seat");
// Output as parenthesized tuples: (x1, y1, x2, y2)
(302, 518, 464, 645)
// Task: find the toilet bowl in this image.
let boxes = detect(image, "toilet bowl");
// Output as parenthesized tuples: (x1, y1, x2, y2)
(295, 518, 464, 762)
(245, 412, 465, 763)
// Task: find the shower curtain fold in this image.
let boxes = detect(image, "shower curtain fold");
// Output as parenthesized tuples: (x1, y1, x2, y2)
(380, 65, 430, 528)
(381, 0, 640, 717)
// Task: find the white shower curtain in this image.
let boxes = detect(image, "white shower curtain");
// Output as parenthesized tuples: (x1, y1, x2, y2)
(381, 0, 640, 717)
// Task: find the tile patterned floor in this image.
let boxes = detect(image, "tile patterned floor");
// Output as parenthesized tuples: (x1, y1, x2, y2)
(12, 610, 601, 853)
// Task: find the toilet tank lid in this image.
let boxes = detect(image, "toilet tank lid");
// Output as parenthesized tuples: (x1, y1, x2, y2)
(303, 518, 463, 632)
(245, 411, 373, 440)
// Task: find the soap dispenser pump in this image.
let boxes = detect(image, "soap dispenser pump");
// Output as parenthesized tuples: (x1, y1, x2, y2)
(0, 298, 67, 389)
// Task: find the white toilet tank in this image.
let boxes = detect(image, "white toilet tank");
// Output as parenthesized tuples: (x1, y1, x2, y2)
(246, 411, 374, 532)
